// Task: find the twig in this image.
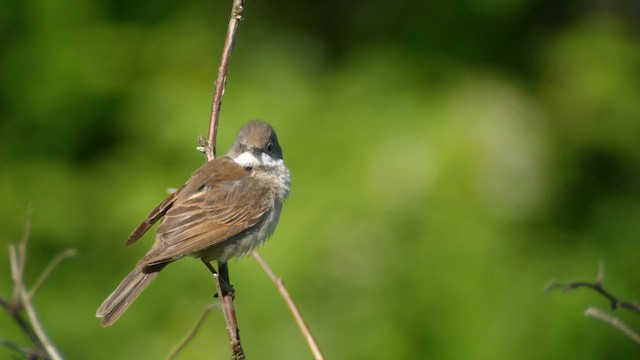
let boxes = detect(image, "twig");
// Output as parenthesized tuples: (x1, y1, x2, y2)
(0, 296, 42, 350)
(9, 246, 23, 308)
(167, 303, 217, 360)
(546, 262, 640, 313)
(213, 273, 244, 359)
(547, 263, 640, 345)
(1, 209, 75, 360)
(196, 1, 319, 358)
(17, 285, 63, 360)
(201, 0, 245, 161)
(28, 249, 78, 301)
(11, 205, 33, 305)
(585, 307, 640, 344)
(252, 252, 325, 360)
(0, 337, 34, 358)
(196, 0, 246, 358)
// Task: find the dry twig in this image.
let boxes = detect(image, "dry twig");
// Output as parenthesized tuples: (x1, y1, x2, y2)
(1, 208, 77, 359)
(547, 262, 640, 344)
(584, 307, 640, 344)
(194, 0, 246, 358)
(189, 0, 323, 358)
(167, 303, 217, 360)
(546, 262, 640, 313)
(252, 252, 325, 360)
(198, 0, 245, 162)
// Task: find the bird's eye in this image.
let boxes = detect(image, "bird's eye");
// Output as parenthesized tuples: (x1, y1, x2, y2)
(266, 142, 273, 153)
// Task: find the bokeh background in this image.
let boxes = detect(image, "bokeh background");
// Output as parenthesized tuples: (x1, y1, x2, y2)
(2, 0, 640, 359)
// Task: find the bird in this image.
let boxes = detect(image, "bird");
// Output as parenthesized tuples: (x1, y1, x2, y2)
(96, 120, 291, 327)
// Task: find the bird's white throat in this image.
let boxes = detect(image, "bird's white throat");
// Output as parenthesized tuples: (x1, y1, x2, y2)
(233, 151, 280, 168)
(232, 151, 291, 200)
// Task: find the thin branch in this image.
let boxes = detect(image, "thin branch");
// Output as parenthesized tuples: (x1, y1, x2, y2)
(252, 252, 325, 360)
(167, 303, 217, 360)
(203, 0, 245, 161)
(213, 273, 245, 359)
(9, 245, 23, 307)
(0, 295, 41, 349)
(197, 0, 246, 358)
(213, 274, 233, 339)
(28, 249, 78, 301)
(17, 288, 63, 360)
(11, 205, 33, 305)
(0, 337, 33, 358)
(9, 249, 65, 360)
(585, 307, 640, 344)
(2, 210, 72, 360)
(546, 262, 640, 314)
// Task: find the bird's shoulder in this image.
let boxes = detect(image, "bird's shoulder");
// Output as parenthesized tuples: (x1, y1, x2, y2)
(184, 156, 248, 187)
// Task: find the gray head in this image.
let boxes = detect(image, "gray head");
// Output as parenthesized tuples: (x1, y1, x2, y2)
(227, 120, 284, 168)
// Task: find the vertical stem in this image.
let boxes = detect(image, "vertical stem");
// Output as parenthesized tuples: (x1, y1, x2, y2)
(205, 1, 245, 358)
(207, 0, 245, 161)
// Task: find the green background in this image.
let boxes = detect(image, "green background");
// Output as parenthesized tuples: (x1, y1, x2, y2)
(2, 0, 640, 359)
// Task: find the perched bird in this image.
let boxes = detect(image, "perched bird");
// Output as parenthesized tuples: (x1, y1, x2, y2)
(97, 120, 291, 327)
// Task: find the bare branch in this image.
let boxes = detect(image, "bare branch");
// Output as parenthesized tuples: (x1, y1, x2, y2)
(213, 273, 244, 359)
(0, 295, 41, 349)
(11, 206, 32, 305)
(2, 210, 71, 360)
(17, 205, 34, 277)
(198, 0, 246, 358)
(204, 0, 245, 161)
(546, 263, 640, 314)
(0, 337, 34, 358)
(585, 307, 640, 344)
(547, 263, 640, 345)
(252, 252, 325, 360)
(17, 288, 64, 360)
(167, 303, 217, 360)
(29, 249, 78, 301)
(9, 245, 23, 306)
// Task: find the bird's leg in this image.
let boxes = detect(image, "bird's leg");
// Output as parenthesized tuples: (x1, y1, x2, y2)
(202, 260, 235, 298)
(218, 261, 235, 298)
(203, 260, 218, 275)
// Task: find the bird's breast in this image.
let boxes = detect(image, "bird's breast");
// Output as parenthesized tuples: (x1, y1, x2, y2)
(200, 199, 284, 263)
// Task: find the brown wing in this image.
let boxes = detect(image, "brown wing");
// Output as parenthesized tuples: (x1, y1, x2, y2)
(125, 191, 179, 246)
(140, 157, 272, 267)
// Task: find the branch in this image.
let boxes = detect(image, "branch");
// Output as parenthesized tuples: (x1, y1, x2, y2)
(214, 273, 244, 359)
(167, 303, 217, 360)
(11, 205, 33, 305)
(1, 209, 76, 360)
(199, 0, 245, 162)
(196, 0, 246, 358)
(546, 262, 640, 313)
(0, 296, 41, 352)
(0, 337, 36, 358)
(17, 282, 64, 360)
(585, 307, 640, 344)
(547, 262, 640, 345)
(252, 252, 325, 360)
(196, 1, 321, 358)
(28, 249, 78, 301)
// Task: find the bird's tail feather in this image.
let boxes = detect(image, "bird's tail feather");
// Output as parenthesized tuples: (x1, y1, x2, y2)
(96, 265, 161, 327)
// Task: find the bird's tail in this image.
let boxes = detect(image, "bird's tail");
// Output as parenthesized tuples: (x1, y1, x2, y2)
(96, 265, 162, 327)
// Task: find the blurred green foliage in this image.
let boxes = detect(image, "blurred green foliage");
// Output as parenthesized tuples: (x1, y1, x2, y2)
(2, 0, 640, 359)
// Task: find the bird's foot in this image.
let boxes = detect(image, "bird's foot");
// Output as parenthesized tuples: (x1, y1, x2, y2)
(214, 278, 235, 299)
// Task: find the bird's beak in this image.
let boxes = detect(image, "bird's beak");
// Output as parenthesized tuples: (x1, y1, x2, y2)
(250, 148, 262, 158)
